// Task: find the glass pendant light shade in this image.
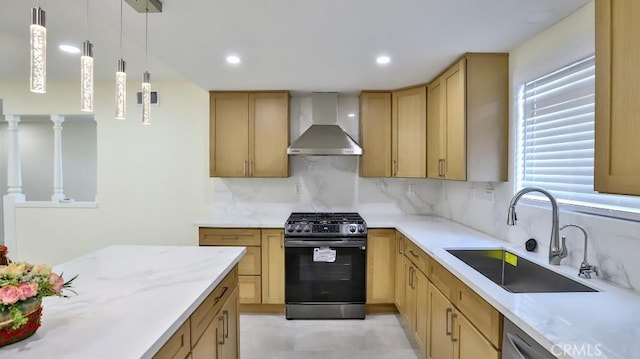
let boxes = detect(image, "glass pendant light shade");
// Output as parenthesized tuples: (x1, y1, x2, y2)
(30, 7, 46, 94)
(80, 40, 94, 112)
(142, 71, 151, 124)
(115, 59, 126, 120)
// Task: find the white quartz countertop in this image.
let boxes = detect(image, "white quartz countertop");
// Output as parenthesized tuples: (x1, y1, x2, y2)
(0, 245, 245, 359)
(197, 213, 639, 359)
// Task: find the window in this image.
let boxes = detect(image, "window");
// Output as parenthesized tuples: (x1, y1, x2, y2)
(517, 55, 640, 220)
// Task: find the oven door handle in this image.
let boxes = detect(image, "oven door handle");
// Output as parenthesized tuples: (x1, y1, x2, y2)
(285, 240, 366, 248)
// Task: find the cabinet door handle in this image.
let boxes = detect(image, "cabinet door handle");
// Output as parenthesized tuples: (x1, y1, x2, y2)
(393, 160, 397, 177)
(249, 159, 253, 176)
(223, 310, 230, 339)
(409, 250, 419, 259)
(408, 267, 413, 288)
(445, 308, 453, 336)
(243, 160, 248, 176)
(398, 239, 403, 254)
(218, 316, 226, 345)
(450, 313, 458, 342)
(280, 236, 284, 249)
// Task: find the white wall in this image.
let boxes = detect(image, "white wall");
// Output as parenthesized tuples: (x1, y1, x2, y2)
(435, 2, 640, 292)
(0, 80, 209, 264)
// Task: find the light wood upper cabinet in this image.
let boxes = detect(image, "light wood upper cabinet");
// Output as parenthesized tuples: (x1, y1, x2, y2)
(595, 0, 640, 195)
(427, 53, 508, 182)
(366, 229, 396, 304)
(392, 86, 427, 178)
(261, 229, 285, 304)
(359, 92, 392, 177)
(210, 91, 289, 178)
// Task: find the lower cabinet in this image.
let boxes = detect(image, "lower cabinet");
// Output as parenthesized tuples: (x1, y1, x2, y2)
(405, 260, 428, 354)
(394, 232, 405, 312)
(366, 229, 396, 304)
(199, 228, 285, 307)
(154, 266, 239, 359)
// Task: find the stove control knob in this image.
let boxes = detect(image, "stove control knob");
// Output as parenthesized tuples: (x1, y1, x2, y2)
(303, 224, 311, 232)
(286, 224, 294, 233)
(357, 225, 365, 233)
(349, 225, 356, 233)
(295, 224, 302, 232)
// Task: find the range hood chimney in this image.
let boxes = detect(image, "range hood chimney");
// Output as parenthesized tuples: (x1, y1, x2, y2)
(287, 93, 363, 155)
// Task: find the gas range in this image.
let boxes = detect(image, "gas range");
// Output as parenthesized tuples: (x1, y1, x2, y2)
(284, 212, 367, 237)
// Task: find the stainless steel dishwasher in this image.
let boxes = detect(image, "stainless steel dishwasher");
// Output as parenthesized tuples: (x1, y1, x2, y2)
(503, 318, 556, 359)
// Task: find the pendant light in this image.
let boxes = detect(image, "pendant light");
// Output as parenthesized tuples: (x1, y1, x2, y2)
(115, 0, 126, 120)
(30, 5, 46, 94)
(81, 0, 94, 112)
(141, 2, 151, 124)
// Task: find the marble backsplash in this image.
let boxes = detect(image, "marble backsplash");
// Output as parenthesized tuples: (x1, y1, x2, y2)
(435, 181, 640, 293)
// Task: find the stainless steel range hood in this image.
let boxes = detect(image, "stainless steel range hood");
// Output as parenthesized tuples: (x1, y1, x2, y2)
(287, 93, 363, 155)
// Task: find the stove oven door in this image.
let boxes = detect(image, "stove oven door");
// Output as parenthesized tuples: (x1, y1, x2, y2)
(285, 239, 366, 304)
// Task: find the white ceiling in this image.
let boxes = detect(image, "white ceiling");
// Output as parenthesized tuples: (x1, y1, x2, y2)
(0, 0, 590, 93)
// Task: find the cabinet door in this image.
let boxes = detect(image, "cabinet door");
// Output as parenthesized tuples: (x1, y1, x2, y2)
(249, 92, 290, 178)
(403, 261, 416, 330)
(427, 78, 445, 179)
(595, 0, 640, 195)
(414, 270, 428, 355)
(428, 282, 454, 359)
(366, 229, 396, 303)
(261, 229, 285, 304)
(394, 233, 405, 311)
(443, 59, 467, 181)
(392, 86, 427, 178)
(455, 312, 500, 359)
(219, 288, 239, 359)
(360, 92, 392, 177)
(191, 315, 221, 359)
(238, 275, 261, 304)
(210, 92, 250, 177)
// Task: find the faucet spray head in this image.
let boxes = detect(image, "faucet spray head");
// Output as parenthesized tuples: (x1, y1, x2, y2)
(507, 206, 517, 226)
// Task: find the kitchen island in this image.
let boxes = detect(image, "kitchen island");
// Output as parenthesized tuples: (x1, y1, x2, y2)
(0, 245, 245, 359)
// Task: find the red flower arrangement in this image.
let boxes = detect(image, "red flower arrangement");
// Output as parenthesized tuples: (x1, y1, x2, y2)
(0, 245, 76, 346)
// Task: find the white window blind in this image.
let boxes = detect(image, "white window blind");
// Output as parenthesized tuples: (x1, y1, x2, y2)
(517, 55, 640, 219)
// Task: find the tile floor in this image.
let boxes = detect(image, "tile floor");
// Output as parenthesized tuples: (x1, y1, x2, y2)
(240, 313, 422, 359)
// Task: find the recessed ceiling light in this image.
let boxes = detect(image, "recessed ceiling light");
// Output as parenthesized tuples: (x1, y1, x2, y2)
(376, 56, 391, 65)
(348, 113, 356, 118)
(226, 55, 241, 65)
(59, 44, 80, 54)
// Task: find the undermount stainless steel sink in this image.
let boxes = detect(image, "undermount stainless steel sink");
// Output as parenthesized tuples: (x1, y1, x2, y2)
(446, 249, 597, 293)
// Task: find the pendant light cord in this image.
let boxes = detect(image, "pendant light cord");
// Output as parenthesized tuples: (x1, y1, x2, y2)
(120, 0, 123, 55)
(145, 1, 149, 69)
(86, 0, 90, 40)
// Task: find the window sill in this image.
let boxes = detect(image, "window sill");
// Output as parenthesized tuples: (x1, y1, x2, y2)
(14, 201, 99, 209)
(519, 196, 640, 223)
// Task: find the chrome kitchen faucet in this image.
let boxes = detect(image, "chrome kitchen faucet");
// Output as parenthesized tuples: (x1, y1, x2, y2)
(507, 187, 567, 265)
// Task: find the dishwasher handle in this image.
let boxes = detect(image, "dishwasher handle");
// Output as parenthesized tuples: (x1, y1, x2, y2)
(504, 333, 529, 359)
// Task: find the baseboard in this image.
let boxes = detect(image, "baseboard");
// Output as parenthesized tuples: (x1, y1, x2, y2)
(240, 304, 285, 313)
(366, 303, 398, 313)
(240, 303, 397, 314)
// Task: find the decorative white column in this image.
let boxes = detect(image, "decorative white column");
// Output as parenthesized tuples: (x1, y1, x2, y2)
(51, 115, 66, 202)
(3, 115, 26, 257)
(5, 115, 25, 197)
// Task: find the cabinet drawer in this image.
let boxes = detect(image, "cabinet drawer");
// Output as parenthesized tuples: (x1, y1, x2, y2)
(239, 275, 262, 304)
(190, 266, 238, 346)
(428, 258, 460, 301)
(456, 281, 502, 349)
(154, 319, 191, 359)
(199, 228, 261, 246)
(404, 239, 428, 275)
(239, 246, 261, 275)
